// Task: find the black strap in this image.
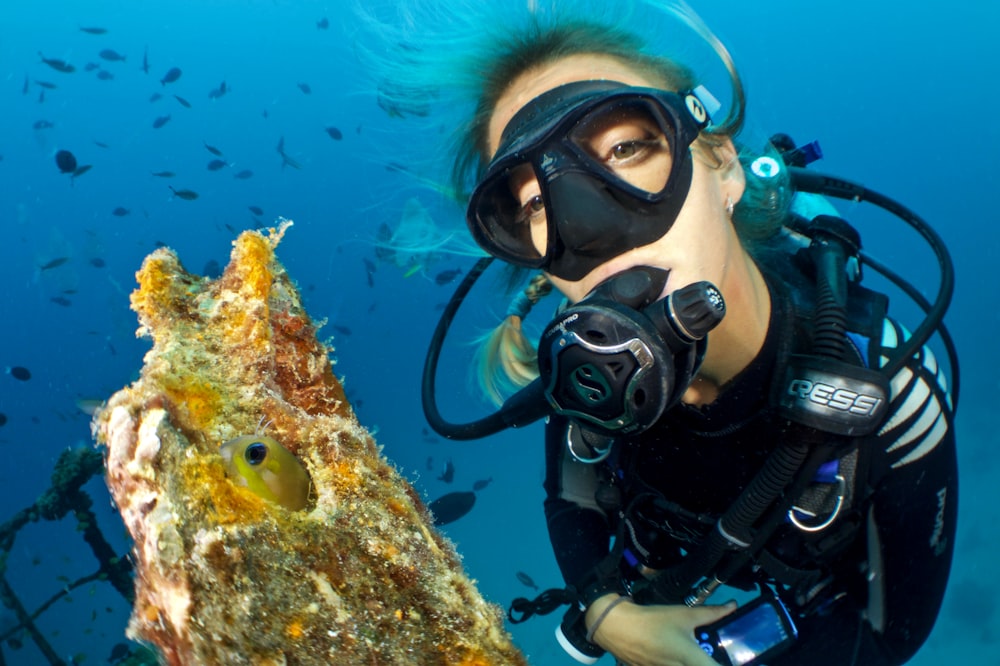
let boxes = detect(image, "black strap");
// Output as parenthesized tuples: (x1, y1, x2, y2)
(508, 495, 632, 623)
(508, 586, 578, 624)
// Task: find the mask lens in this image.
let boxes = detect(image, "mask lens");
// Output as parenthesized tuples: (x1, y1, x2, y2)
(568, 98, 675, 195)
(468, 160, 547, 267)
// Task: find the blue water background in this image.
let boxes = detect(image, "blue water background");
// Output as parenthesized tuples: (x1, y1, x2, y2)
(1, 1, 997, 663)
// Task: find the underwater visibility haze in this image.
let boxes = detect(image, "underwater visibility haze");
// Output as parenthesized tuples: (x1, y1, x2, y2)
(1, 0, 998, 663)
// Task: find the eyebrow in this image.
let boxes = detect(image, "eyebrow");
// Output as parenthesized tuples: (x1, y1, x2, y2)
(506, 163, 537, 196)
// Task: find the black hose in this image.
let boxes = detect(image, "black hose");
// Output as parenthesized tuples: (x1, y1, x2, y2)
(421, 256, 551, 440)
(810, 262, 848, 361)
(788, 168, 956, 383)
(638, 438, 812, 604)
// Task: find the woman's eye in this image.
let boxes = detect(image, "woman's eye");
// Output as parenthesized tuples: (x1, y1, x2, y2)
(607, 138, 661, 163)
(611, 142, 638, 159)
(516, 195, 545, 223)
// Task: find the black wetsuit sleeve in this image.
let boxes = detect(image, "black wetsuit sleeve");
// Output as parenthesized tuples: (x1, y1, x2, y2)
(543, 415, 614, 587)
(861, 330, 958, 663)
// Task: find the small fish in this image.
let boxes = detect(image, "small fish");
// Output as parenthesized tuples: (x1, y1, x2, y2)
(7, 366, 31, 381)
(38, 52, 75, 73)
(89, 257, 106, 268)
(160, 66, 182, 86)
(276, 136, 301, 170)
(208, 81, 228, 99)
(427, 491, 476, 526)
(317, 17, 329, 29)
(434, 268, 463, 286)
(206, 159, 227, 171)
(204, 141, 223, 156)
(0, 413, 7, 427)
(55, 150, 77, 174)
(109, 642, 130, 662)
(96, 70, 114, 81)
(40, 256, 69, 270)
(38, 89, 46, 103)
(111, 207, 130, 217)
(93, 140, 110, 148)
(173, 94, 191, 108)
(426, 456, 434, 470)
(149, 92, 162, 102)
(220, 433, 313, 510)
(85, 62, 102, 72)
(325, 126, 343, 140)
(152, 114, 171, 129)
(72, 164, 92, 179)
(142, 46, 149, 74)
(363, 257, 376, 287)
(33, 119, 55, 129)
(79, 26, 108, 35)
(34, 80, 57, 90)
(75, 398, 105, 415)
(472, 477, 493, 491)
(233, 169, 253, 180)
(50, 296, 72, 307)
(168, 186, 199, 201)
(248, 205, 264, 216)
(437, 459, 455, 483)
(98, 49, 127, 62)
(202, 259, 222, 278)
(332, 325, 352, 336)
(374, 223, 395, 262)
(516, 572, 539, 590)
(297, 82, 312, 95)
(150, 170, 175, 178)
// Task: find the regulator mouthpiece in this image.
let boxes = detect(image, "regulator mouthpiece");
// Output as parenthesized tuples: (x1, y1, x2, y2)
(538, 268, 725, 436)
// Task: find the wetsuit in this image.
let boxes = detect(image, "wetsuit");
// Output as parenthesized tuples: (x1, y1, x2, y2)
(543, 267, 957, 665)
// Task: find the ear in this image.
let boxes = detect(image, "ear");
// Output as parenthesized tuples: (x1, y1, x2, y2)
(714, 137, 746, 202)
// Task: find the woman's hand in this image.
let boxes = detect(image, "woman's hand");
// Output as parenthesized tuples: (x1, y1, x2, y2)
(586, 593, 737, 666)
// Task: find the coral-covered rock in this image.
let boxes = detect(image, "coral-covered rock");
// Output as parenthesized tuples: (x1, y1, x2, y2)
(93, 221, 525, 665)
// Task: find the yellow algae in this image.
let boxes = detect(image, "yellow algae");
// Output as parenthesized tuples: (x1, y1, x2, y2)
(180, 455, 268, 526)
(94, 222, 525, 665)
(285, 619, 305, 640)
(160, 377, 222, 432)
(231, 231, 276, 300)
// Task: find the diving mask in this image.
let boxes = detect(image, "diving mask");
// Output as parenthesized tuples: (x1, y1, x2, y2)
(467, 80, 711, 281)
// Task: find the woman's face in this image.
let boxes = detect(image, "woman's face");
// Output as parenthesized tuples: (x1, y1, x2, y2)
(487, 53, 747, 304)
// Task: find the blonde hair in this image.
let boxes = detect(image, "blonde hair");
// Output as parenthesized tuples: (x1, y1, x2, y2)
(473, 273, 553, 405)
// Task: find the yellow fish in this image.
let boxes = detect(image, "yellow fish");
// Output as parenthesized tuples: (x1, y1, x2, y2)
(219, 434, 312, 511)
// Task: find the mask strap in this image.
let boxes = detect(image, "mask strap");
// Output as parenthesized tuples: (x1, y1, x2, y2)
(692, 84, 722, 119)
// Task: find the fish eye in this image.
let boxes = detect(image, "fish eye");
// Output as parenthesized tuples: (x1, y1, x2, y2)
(245, 442, 269, 465)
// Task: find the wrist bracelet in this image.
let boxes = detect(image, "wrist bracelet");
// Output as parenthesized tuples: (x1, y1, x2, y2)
(585, 595, 632, 644)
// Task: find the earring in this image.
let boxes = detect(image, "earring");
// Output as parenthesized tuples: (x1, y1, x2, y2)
(725, 196, 735, 216)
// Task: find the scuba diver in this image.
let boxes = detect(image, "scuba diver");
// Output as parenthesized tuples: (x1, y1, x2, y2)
(374, 2, 959, 664)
